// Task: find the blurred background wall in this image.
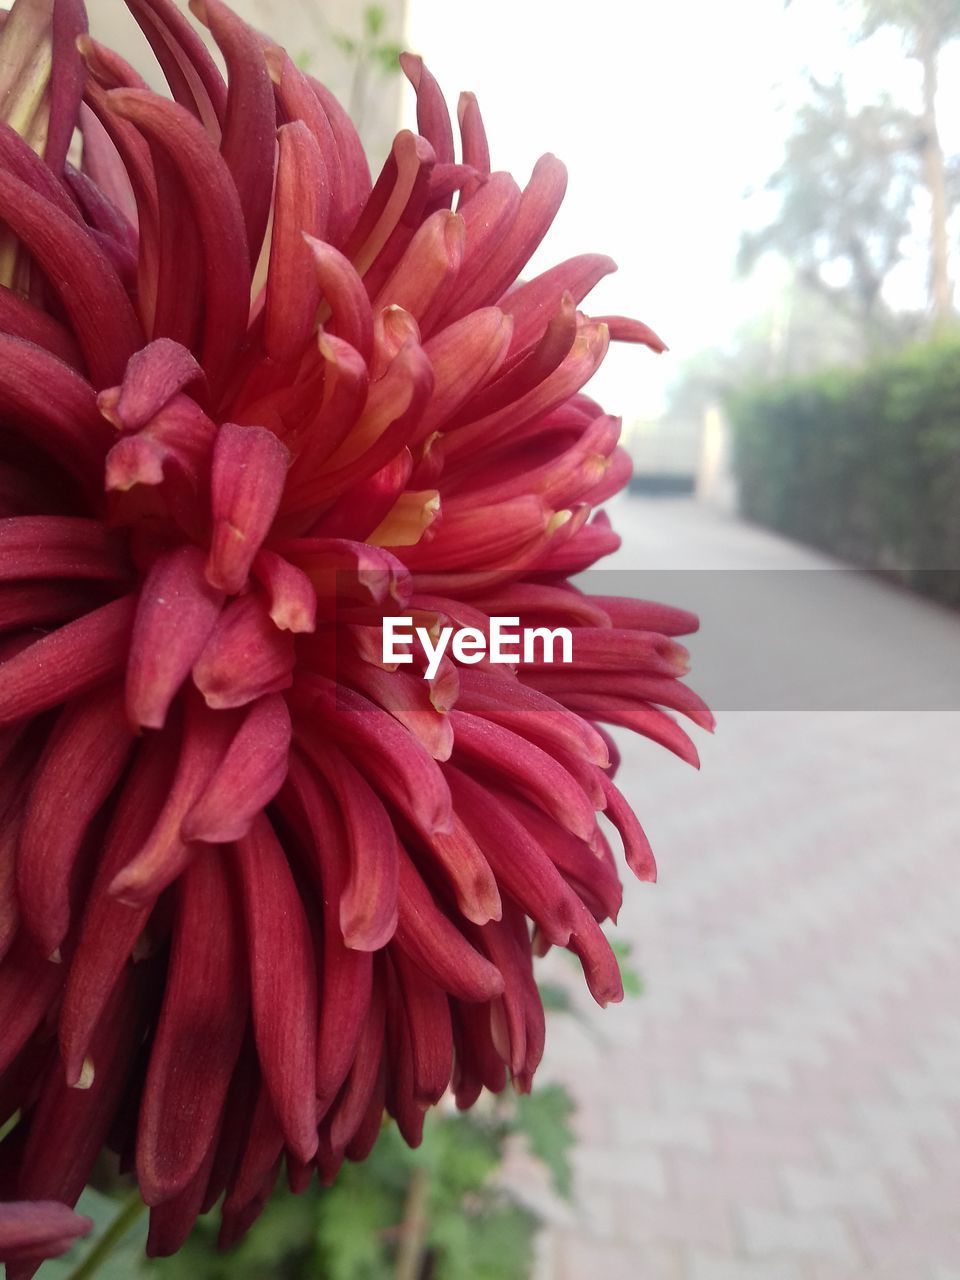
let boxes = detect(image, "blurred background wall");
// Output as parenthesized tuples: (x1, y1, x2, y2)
(86, 0, 407, 170)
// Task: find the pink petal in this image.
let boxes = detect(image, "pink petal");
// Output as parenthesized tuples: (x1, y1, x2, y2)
(399, 54, 454, 166)
(296, 731, 399, 952)
(264, 123, 329, 363)
(0, 1202, 92, 1265)
(0, 595, 136, 729)
(192, 593, 295, 710)
(126, 545, 224, 730)
(98, 337, 206, 433)
(304, 235, 373, 361)
(181, 693, 291, 842)
(206, 422, 289, 595)
(251, 550, 317, 633)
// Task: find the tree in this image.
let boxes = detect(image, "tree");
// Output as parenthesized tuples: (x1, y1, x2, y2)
(738, 77, 918, 347)
(857, 0, 960, 327)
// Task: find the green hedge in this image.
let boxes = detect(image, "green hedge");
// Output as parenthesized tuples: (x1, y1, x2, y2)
(729, 339, 960, 607)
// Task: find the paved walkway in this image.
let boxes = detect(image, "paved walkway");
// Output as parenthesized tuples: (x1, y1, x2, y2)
(514, 498, 960, 1280)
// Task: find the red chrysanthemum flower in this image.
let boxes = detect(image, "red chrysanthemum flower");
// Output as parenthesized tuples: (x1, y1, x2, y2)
(0, 0, 711, 1262)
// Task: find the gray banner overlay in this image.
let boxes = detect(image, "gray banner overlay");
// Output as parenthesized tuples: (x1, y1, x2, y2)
(576, 569, 960, 711)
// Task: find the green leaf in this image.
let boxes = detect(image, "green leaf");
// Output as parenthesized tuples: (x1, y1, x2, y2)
(513, 1085, 576, 1199)
(372, 43, 403, 75)
(431, 1201, 537, 1280)
(363, 6, 386, 37)
(315, 1173, 398, 1280)
(607, 938, 645, 998)
(537, 981, 575, 1014)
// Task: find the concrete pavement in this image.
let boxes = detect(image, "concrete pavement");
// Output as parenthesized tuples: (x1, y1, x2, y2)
(516, 498, 960, 1280)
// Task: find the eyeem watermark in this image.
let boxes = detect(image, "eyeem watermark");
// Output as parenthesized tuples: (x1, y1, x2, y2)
(383, 616, 573, 679)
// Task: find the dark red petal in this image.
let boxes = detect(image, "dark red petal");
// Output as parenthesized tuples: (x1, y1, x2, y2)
(108, 692, 238, 906)
(296, 674, 452, 835)
(0, 169, 142, 388)
(0, 934, 64, 1077)
(394, 847, 504, 1001)
(16, 969, 143, 1212)
(17, 684, 133, 955)
(235, 814, 318, 1162)
(390, 945, 453, 1106)
(58, 735, 176, 1083)
(0, 517, 130, 583)
(125, 0, 227, 134)
(0, 285, 82, 367)
(108, 88, 250, 396)
(447, 767, 583, 946)
(192, 0, 275, 263)
(280, 755, 373, 1105)
(0, 335, 117, 492)
(137, 848, 247, 1203)
(251, 550, 317, 634)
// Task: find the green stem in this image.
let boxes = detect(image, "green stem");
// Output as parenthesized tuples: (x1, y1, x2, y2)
(64, 1190, 147, 1280)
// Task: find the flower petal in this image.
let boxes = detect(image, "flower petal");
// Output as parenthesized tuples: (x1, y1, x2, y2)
(192, 593, 295, 710)
(206, 422, 289, 594)
(264, 123, 329, 363)
(0, 595, 136, 729)
(137, 847, 247, 1203)
(17, 684, 133, 955)
(235, 814, 318, 1162)
(126, 545, 224, 730)
(181, 693, 291, 843)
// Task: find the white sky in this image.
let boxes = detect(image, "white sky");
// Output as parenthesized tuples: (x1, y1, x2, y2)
(404, 0, 960, 421)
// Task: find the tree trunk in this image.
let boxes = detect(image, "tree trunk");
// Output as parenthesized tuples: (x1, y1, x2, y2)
(919, 32, 953, 328)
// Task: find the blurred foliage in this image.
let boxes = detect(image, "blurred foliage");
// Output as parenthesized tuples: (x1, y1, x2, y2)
(293, 4, 402, 139)
(729, 336, 960, 607)
(738, 78, 919, 343)
(607, 940, 645, 999)
(746, 0, 960, 343)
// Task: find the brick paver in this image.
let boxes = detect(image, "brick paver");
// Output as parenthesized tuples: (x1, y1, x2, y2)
(523, 498, 960, 1278)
